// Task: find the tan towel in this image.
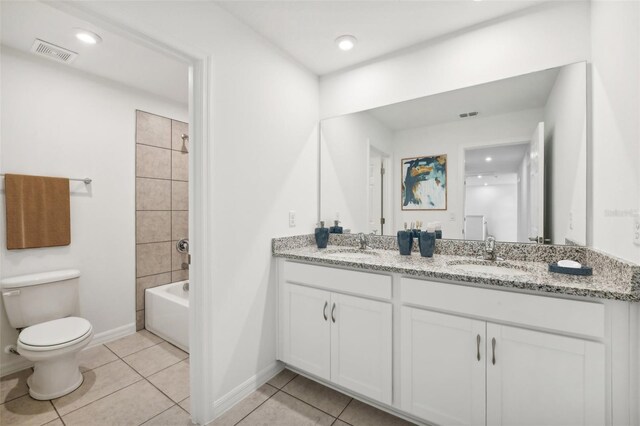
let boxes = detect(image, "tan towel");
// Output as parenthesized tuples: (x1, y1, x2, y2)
(5, 174, 71, 249)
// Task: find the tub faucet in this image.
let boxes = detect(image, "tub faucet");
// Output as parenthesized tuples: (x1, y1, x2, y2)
(357, 232, 368, 250)
(484, 236, 497, 261)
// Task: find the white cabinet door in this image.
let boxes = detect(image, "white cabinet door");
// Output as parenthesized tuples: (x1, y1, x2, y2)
(486, 323, 605, 426)
(401, 307, 486, 426)
(330, 293, 392, 404)
(281, 283, 331, 380)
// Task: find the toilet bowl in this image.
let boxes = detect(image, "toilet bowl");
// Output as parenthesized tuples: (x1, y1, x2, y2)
(1, 270, 94, 400)
(17, 317, 93, 400)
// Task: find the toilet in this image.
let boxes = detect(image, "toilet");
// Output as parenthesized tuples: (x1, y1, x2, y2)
(1, 270, 93, 400)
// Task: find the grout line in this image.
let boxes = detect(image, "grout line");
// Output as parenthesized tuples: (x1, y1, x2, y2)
(231, 388, 280, 426)
(278, 388, 341, 420)
(136, 141, 188, 153)
(138, 403, 178, 426)
(49, 399, 66, 426)
(56, 377, 146, 419)
(333, 397, 354, 425)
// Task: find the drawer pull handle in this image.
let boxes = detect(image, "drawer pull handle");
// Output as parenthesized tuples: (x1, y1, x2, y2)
(331, 303, 336, 323)
(492, 337, 496, 365)
(323, 301, 328, 321)
(476, 334, 481, 361)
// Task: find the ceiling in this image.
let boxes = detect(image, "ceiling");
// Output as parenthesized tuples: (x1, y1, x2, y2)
(216, 0, 548, 75)
(366, 66, 560, 131)
(465, 143, 530, 177)
(1, 1, 189, 104)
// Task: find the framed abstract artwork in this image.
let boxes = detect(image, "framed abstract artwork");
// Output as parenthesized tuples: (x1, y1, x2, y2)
(401, 154, 447, 210)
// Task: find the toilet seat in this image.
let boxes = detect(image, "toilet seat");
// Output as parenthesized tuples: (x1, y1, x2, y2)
(19, 317, 92, 351)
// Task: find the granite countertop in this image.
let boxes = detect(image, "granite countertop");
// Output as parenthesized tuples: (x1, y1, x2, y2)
(273, 239, 640, 302)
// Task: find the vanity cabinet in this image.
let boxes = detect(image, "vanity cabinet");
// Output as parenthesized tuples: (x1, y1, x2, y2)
(279, 262, 393, 404)
(401, 278, 606, 426)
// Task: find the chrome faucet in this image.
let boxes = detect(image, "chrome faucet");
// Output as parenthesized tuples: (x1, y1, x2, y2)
(357, 232, 368, 250)
(483, 236, 497, 261)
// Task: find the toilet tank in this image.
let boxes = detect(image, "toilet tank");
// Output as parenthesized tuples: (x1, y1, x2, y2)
(1, 270, 81, 329)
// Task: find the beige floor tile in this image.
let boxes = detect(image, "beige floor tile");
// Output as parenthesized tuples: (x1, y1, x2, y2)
(52, 359, 142, 416)
(0, 395, 58, 426)
(0, 368, 31, 403)
(147, 359, 189, 403)
(332, 421, 350, 426)
(238, 391, 334, 426)
(78, 345, 118, 372)
(43, 419, 64, 426)
(123, 342, 188, 377)
(143, 405, 191, 425)
(339, 399, 415, 426)
(209, 384, 277, 426)
(62, 380, 173, 426)
(283, 375, 351, 417)
(179, 396, 190, 414)
(105, 330, 164, 358)
(267, 368, 297, 389)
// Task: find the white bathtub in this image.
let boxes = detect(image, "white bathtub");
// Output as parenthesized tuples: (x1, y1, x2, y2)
(145, 281, 189, 352)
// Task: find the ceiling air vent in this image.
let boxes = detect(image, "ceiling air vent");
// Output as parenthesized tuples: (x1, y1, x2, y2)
(30, 39, 78, 64)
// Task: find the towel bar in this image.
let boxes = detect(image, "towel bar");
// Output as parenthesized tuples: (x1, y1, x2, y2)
(0, 174, 92, 184)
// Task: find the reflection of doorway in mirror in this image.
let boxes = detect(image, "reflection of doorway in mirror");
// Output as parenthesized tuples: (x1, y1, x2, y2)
(463, 139, 539, 243)
(368, 145, 391, 235)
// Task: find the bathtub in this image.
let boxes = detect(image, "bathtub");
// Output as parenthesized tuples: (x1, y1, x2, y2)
(145, 281, 189, 352)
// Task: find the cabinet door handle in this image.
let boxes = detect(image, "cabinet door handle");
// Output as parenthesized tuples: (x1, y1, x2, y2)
(491, 337, 496, 365)
(323, 301, 328, 321)
(331, 303, 336, 323)
(476, 334, 481, 361)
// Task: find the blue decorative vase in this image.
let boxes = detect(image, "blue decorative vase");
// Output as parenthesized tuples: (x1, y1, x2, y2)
(397, 230, 413, 255)
(419, 231, 436, 257)
(315, 222, 329, 249)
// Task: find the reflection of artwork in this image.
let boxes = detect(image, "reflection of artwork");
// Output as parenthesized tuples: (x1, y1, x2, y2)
(401, 155, 447, 210)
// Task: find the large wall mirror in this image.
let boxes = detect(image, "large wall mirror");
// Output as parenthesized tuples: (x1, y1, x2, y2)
(320, 62, 587, 245)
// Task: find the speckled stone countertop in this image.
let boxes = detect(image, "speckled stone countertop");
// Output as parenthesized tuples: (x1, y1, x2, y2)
(272, 235, 640, 302)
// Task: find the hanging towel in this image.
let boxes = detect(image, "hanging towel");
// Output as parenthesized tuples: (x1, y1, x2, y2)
(4, 174, 71, 249)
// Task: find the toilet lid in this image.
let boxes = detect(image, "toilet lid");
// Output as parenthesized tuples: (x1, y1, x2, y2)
(19, 317, 92, 347)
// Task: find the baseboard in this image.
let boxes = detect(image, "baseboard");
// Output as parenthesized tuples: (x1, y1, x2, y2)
(213, 361, 284, 418)
(88, 323, 136, 347)
(0, 357, 33, 377)
(1, 322, 136, 377)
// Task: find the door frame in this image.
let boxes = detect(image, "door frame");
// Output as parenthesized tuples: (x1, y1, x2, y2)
(45, 3, 215, 424)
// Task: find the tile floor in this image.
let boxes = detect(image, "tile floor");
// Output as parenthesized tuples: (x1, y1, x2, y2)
(0, 330, 190, 426)
(1, 330, 414, 426)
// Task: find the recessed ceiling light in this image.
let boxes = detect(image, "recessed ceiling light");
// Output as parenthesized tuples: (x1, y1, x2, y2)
(75, 29, 102, 45)
(485, 157, 492, 162)
(484, 183, 488, 186)
(477, 175, 482, 179)
(335, 35, 357, 51)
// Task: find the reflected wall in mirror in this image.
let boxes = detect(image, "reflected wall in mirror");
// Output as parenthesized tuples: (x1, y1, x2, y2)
(320, 62, 587, 245)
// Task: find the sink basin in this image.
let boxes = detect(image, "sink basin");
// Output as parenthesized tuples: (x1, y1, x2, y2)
(322, 248, 379, 260)
(447, 260, 531, 277)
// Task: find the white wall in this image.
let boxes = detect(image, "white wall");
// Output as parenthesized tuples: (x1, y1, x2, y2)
(73, 1, 321, 412)
(543, 62, 587, 245)
(466, 181, 518, 242)
(591, 0, 640, 263)
(321, 112, 393, 233)
(392, 108, 542, 239)
(0, 48, 188, 372)
(320, 1, 590, 118)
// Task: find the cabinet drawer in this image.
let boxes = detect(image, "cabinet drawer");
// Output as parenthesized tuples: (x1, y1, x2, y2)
(401, 278, 605, 338)
(282, 261, 392, 300)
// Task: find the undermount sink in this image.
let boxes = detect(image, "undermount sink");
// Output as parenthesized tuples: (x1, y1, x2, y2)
(447, 260, 531, 277)
(322, 247, 379, 260)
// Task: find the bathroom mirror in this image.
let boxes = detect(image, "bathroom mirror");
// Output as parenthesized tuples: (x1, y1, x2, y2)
(320, 62, 587, 245)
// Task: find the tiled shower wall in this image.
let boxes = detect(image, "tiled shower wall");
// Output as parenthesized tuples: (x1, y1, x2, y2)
(135, 110, 189, 330)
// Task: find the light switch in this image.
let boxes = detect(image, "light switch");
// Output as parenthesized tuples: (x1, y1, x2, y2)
(634, 215, 640, 246)
(289, 211, 296, 228)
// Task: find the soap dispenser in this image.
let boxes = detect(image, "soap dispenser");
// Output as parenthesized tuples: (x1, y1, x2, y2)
(315, 221, 329, 248)
(329, 220, 343, 234)
(397, 222, 413, 255)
